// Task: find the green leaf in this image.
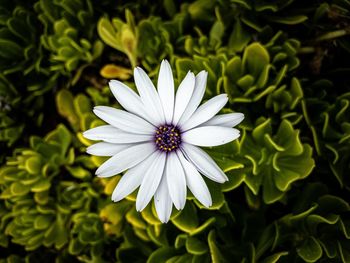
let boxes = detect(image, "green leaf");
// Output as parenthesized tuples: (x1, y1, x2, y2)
(208, 230, 226, 263)
(45, 124, 72, 156)
(261, 252, 288, 263)
(317, 195, 350, 214)
(226, 56, 242, 82)
(34, 215, 52, 230)
(222, 170, 245, 192)
(242, 43, 270, 76)
(277, 145, 315, 180)
(66, 166, 91, 180)
(147, 247, 178, 263)
(141, 204, 161, 225)
(27, 233, 44, 251)
(228, 19, 251, 52)
(186, 236, 208, 255)
(31, 179, 51, 192)
(263, 168, 285, 204)
(273, 166, 299, 191)
(121, 25, 137, 66)
(25, 156, 42, 175)
(338, 241, 350, 263)
(56, 89, 79, 130)
(190, 217, 216, 236)
(175, 234, 187, 249)
(172, 202, 199, 233)
(237, 75, 255, 89)
(97, 17, 122, 51)
(205, 181, 225, 210)
(297, 237, 322, 262)
(275, 120, 303, 156)
(99, 64, 132, 80)
(209, 20, 224, 47)
(65, 57, 79, 71)
(147, 224, 168, 246)
(100, 202, 131, 227)
(252, 118, 272, 142)
(7, 16, 32, 42)
(68, 238, 84, 255)
(126, 206, 147, 229)
(268, 15, 308, 25)
(44, 219, 68, 249)
(10, 182, 30, 196)
(0, 39, 23, 59)
(167, 254, 193, 263)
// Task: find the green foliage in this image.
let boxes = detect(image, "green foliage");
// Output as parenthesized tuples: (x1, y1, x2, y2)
(1, 0, 350, 262)
(36, 0, 104, 76)
(0, 125, 72, 250)
(0, 3, 44, 75)
(0, 2, 48, 152)
(217, 118, 315, 204)
(98, 10, 137, 68)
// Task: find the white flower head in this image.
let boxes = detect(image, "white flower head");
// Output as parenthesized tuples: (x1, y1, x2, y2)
(83, 60, 244, 223)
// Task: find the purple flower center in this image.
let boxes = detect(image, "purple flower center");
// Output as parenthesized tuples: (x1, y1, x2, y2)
(155, 124, 181, 152)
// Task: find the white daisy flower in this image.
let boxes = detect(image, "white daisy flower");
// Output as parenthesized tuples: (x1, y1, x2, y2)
(83, 60, 244, 223)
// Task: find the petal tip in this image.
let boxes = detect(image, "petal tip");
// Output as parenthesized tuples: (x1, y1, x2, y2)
(202, 199, 212, 208)
(135, 204, 143, 212)
(136, 199, 146, 212)
(85, 147, 92, 155)
(111, 196, 121, 202)
(92, 107, 100, 114)
(82, 131, 88, 138)
(95, 168, 106, 177)
(161, 59, 169, 65)
(159, 218, 169, 223)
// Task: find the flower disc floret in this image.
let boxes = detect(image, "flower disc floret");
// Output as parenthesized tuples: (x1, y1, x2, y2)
(155, 125, 181, 152)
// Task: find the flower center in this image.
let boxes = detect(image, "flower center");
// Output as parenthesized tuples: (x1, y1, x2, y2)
(155, 124, 181, 152)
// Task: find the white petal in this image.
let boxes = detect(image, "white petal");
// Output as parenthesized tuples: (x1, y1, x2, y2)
(202, 113, 245, 127)
(177, 151, 212, 207)
(112, 151, 158, 202)
(154, 175, 173, 223)
(180, 94, 228, 131)
(182, 126, 240, 147)
(96, 142, 155, 177)
(178, 71, 208, 125)
(136, 152, 166, 211)
(86, 142, 130, 156)
(166, 152, 187, 210)
(93, 106, 155, 134)
(83, 125, 153, 143)
(157, 60, 174, 124)
(181, 143, 228, 183)
(83, 125, 118, 141)
(109, 80, 152, 121)
(134, 67, 165, 124)
(172, 71, 195, 125)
